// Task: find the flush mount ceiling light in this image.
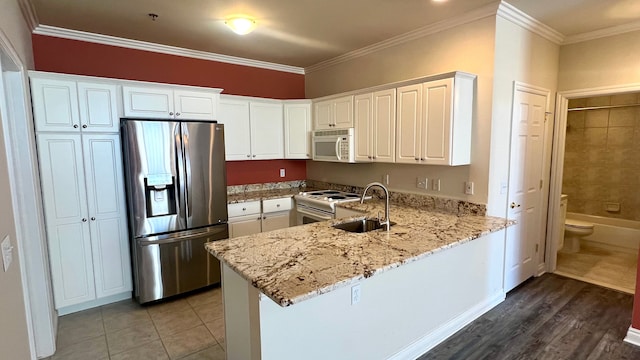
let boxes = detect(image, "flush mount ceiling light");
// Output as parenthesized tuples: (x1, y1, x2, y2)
(225, 17, 257, 35)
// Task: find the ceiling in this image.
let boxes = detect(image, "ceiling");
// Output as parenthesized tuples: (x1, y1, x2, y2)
(30, 0, 640, 68)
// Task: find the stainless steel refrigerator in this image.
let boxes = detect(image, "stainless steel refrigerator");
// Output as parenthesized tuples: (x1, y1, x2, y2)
(120, 118, 228, 304)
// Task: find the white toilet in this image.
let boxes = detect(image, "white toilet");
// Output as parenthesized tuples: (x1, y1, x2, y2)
(559, 194, 594, 253)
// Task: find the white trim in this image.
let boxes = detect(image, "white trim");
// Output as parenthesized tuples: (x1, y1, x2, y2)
(32, 25, 305, 75)
(545, 83, 640, 275)
(624, 326, 640, 347)
(17, 0, 38, 32)
(496, 2, 564, 44)
(57, 292, 132, 316)
(304, 2, 500, 74)
(564, 20, 640, 45)
(388, 291, 505, 360)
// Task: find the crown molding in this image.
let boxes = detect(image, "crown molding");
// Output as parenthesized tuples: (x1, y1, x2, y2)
(497, 2, 564, 44)
(33, 25, 305, 75)
(18, 0, 39, 32)
(305, 1, 501, 74)
(563, 20, 640, 45)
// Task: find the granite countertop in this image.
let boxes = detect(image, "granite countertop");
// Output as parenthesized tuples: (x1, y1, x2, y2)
(227, 187, 306, 204)
(207, 199, 512, 307)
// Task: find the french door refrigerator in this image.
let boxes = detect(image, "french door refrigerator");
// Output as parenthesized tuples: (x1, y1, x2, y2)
(121, 118, 228, 304)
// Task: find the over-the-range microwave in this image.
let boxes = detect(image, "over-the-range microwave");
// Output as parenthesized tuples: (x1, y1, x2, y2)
(312, 128, 356, 163)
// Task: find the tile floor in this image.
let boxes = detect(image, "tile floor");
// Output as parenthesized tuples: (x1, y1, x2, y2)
(45, 286, 225, 360)
(555, 242, 637, 294)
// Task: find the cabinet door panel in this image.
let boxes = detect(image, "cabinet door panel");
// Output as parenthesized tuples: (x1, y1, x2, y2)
(174, 90, 217, 120)
(82, 134, 132, 298)
(218, 98, 252, 160)
(396, 84, 422, 164)
(334, 96, 354, 128)
(284, 102, 311, 159)
(250, 102, 284, 160)
(48, 222, 95, 307)
(31, 78, 80, 132)
(123, 86, 174, 118)
(78, 82, 119, 132)
(354, 93, 373, 162)
(422, 79, 452, 165)
(313, 100, 333, 130)
(261, 212, 290, 233)
(229, 218, 262, 238)
(373, 89, 396, 163)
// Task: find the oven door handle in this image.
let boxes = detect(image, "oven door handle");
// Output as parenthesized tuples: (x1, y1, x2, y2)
(297, 206, 333, 221)
(335, 137, 342, 161)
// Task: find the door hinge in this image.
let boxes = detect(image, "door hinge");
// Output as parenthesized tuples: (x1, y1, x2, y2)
(535, 244, 539, 253)
(539, 179, 543, 190)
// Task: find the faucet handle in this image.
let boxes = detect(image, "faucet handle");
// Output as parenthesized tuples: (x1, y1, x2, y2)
(377, 210, 382, 221)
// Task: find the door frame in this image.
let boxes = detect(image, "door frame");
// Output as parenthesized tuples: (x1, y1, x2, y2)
(504, 81, 552, 291)
(545, 82, 640, 272)
(0, 30, 57, 358)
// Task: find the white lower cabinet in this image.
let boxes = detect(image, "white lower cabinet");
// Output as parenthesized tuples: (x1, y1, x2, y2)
(37, 133, 131, 311)
(228, 198, 292, 238)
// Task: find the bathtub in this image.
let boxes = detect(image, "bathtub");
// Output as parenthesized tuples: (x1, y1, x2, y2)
(567, 212, 640, 253)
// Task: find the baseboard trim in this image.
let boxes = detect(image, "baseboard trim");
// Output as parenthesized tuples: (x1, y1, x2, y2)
(57, 292, 132, 316)
(624, 326, 640, 347)
(388, 291, 506, 360)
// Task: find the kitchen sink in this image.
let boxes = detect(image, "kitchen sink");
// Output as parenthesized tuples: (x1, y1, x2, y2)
(332, 218, 395, 233)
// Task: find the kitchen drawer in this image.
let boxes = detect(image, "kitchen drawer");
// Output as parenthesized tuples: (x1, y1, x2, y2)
(228, 201, 261, 218)
(262, 197, 292, 213)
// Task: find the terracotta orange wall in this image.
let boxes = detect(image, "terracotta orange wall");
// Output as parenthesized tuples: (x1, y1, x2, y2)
(32, 34, 307, 185)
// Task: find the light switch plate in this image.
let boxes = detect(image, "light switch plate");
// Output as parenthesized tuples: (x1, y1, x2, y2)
(1, 235, 12, 272)
(279, 168, 286, 177)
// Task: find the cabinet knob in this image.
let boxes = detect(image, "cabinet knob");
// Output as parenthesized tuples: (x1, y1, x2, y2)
(372, 156, 376, 159)
(91, 217, 96, 221)
(276, 204, 280, 207)
(414, 157, 419, 161)
(242, 207, 247, 211)
(421, 158, 425, 161)
(263, 216, 266, 220)
(176, 112, 181, 116)
(81, 218, 87, 222)
(510, 202, 521, 209)
(368, 156, 372, 159)
(252, 155, 256, 158)
(246, 154, 251, 158)
(82, 124, 87, 129)
(169, 112, 174, 116)
(73, 124, 79, 128)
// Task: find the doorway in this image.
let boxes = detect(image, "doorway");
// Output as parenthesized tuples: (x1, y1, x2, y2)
(546, 86, 640, 294)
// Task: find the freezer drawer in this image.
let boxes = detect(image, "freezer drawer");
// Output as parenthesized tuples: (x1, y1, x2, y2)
(134, 224, 228, 303)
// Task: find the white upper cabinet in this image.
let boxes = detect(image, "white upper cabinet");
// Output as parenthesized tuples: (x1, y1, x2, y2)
(396, 73, 474, 166)
(31, 78, 81, 132)
(354, 89, 396, 163)
(283, 100, 312, 159)
(122, 86, 219, 120)
(313, 95, 354, 130)
(250, 101, 284, 160)
(218, 95, 284, 161)
(77, 82, 120, 132)
(218, 96, 252, 160)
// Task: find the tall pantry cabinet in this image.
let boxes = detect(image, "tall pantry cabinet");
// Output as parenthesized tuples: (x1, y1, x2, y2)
(31, 76, 132, 314)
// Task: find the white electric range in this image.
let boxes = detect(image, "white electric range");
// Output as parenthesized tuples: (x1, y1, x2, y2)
(294, 190, 370, 224)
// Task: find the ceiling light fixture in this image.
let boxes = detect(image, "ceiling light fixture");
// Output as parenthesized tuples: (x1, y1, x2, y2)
(225, 17, 257, 35)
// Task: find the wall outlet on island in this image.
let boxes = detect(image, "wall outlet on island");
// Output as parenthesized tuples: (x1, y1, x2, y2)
(279, 168, 285, 178)
(351, 284, 361, 305)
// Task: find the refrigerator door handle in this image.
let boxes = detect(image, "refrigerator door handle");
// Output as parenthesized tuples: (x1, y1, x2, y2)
(175, 124, 187, 228)
(182, 123, 193, 228)
(137, 225, 229, 246)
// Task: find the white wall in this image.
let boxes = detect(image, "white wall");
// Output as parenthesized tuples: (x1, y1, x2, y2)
(487, 16, 559, 217)
(558, 30, 640, 92)
(305, 16, 498, 205)
(0, 0, 36, 359)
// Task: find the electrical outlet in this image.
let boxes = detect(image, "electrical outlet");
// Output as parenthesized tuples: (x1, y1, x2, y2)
(351, 284, 361, 305)
(2, 235, 13, 272)
(465, 181, 475, 195)
(279, 168, 285, 177)
(382, 174, 390, 185)
(432, 179, 441, 191)
(416, 177, 427, 189)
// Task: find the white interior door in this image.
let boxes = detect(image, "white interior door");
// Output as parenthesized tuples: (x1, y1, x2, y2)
(504, 83, 549, 292)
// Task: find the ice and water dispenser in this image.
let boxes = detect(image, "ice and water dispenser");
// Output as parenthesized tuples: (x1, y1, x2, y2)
(144, 174, 177, 217)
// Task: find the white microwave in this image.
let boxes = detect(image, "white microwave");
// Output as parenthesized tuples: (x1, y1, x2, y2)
(312, 128, 356, 163)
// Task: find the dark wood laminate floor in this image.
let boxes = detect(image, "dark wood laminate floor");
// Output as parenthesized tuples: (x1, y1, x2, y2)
(419, 274, 640, 360)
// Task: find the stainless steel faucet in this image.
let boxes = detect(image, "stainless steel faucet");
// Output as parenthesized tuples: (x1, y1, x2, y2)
(361, 182, 391, 231)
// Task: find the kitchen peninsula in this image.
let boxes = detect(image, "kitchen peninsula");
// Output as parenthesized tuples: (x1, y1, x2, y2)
(206, 199, 512, 360)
